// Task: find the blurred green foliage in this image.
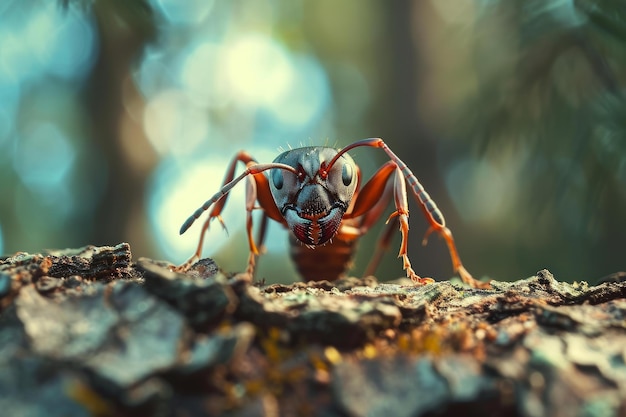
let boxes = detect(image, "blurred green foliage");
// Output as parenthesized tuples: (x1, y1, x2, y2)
(0, 0, 624, 283)
(445, 0, 626, 282)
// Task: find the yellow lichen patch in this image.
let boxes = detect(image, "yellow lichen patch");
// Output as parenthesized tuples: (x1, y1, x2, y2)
(398, 331, 415, 353)
(67, 380, 116, 417)
(324, 346, 342, 365)
(384, 319, 493, 360)
(361, 343, 378, 359)
(420, 328, 445, 355)
(236, 326, 314, 403)
(260, 327, 291, 365)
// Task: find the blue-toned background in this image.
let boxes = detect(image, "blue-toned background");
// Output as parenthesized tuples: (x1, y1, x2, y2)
(1, 0, 625, 283)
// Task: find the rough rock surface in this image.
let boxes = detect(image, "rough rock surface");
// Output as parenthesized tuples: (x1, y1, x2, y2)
(0, 243, 625, 416)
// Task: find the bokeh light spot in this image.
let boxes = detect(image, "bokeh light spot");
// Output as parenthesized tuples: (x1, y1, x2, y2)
(2, 5, 97, 82)
(25, 7, 61, 76)
(135, 47, 171, 98)
(13, 122, 76, 193)
(0, 31, 38, 84)
(143, 89, 209, 156)
(40, 8, 96, 79)
(268, 55, 330, 128)
(154, 0, 215, 25)
(222, 34, 294, 108)
(180, 42, 228, 107)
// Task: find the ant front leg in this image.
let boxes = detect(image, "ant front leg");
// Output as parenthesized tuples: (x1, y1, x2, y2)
(346, 161, 433, 284)
(240, 173, 258, 279)
(175, 151, 258, 273)
(388, 167, 435, 285)
(176, 152, 291, 281)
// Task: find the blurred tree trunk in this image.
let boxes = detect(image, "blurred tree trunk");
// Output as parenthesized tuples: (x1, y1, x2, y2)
(84, 1, 157, 256)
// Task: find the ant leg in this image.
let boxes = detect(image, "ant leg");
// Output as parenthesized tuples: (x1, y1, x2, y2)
(388, 167, 434, 285)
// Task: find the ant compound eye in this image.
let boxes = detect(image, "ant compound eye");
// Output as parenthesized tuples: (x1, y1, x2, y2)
(342, 162, 353, 186)
(272, 169, 283, 190)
